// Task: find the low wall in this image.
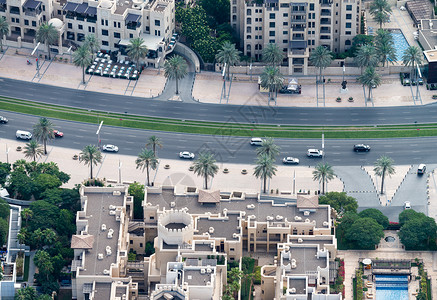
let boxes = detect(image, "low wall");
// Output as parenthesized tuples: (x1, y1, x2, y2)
(0, 196, 31, 206)
(174, 43, 200, 73)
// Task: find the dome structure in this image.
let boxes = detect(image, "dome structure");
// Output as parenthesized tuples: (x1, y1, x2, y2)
(48, 18, 63, 30)
(99, 0, 113, 9)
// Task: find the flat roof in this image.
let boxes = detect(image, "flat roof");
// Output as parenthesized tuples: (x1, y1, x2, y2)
(80, 192, 124, 276)
(196, 213, 240, 240)
(424, 49, 437, 62)
(285, 247, 326, 275)
(94, 282, 112, 300)
(184, 269, 213, 286)
(288, 277, 307, 295)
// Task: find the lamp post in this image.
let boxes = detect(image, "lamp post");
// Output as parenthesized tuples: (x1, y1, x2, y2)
(5, 145, 10, 164)
(249, 63, 252, 81)
(96, 121, 103, 150)
(31, 42, 41, 77)
(118, 160, 122, 184)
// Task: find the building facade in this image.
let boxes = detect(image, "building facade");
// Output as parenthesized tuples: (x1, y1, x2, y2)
(0, 0, 175, 66)
(231, 0, 361, 75)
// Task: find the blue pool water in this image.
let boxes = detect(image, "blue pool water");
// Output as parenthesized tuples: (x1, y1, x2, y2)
(389, 29, 410, 61)
(375, 275, 408, 300)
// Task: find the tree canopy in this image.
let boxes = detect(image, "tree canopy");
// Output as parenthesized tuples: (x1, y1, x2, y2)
(129, 182, 145, 219)
(398, 209, 437, 250)
(345, 217, 384, 250)
(318, 192, 358, 215)
(359, 208, 389, 229)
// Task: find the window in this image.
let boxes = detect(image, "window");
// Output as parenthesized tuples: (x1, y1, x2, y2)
(150, 216, 155, 220)
(255, 36, 258, 39)
(247, 26, 251, 33)
(283, 22, 288, 26)
(345, 40, 351, 45)
(346, 22, 351, 28)
(247, 44, 251, 51)
(247, 35, 252, 39)
(57, 10, 61, 15)
(118, 22, 121, 28)
(140, 243, 143, 247)
(101, 19, 104, 25)
(269, 22, 275, 28)
(130, 240, 133, 244)
(105, 20, 108, 26)
(146, 26, 150, 32)
(129, 33, 133, 38)
(283, 13, 288, 17)
(247, 17, 251, 24)
(32, 21, 36, 27)
(102, 40, 108, 46)
(346, 4, 352, 10)
(269, 13, 275, 19)
(42, 5, 45, 11)
(230, 248, 235, 251)
(269, 31, 275, 36)
(346, 31, 351, 35)
(24, 20, 29, 25)
(282, 39, 287, 43)
(102, 29, 108, 36)
(78, 24, 83, 30)
(155, 30, 161, 36)
(114, 32, 120, 38)
(346, 13, 352, 19)
(269, 39, 275, 43)
(310, 3, 314, 10)
(114, 21, 116, 27)
(283, 30, 287, 34)
(88, 26, 92, 32)
(68, 23, 72, 29)
(155, 20, 160, 26)
(247, 8, 251, 15)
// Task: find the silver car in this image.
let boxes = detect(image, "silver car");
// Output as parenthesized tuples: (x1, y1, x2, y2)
(103, 144, 119, 152)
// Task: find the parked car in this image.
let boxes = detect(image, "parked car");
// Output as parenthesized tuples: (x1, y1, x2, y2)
(353, 144, 371, 152)
(403, 78, 411, 86)
(282, 157, 300, 164)
(412, 78, 424, 86)
(400, 5, 406, 10)
(417, 164, 426, 175)
(102, 144, 119, 152)
(307, 149, 324, 158)
(179, 151, 195, 159)
(250, 138, 264, 146)
(0, 116, 8, 124)
(404, 201, 411, 209)
(53, 130, 64, 137)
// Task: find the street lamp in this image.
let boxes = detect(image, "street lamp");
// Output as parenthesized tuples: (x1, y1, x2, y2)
(31, 42, 41, 77)
(96, 121, 103, 149)
(118, 160, 122, 184)
(5, 145, 10, 164)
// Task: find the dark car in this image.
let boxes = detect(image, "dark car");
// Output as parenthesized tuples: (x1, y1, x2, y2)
(353, 144, 371, 152)
(0, 116, 8, 124)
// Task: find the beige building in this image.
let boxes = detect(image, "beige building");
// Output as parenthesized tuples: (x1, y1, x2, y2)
(231, 0, 361, 75)
(72, 185, 340, 299)
(0, 0, 175, 66)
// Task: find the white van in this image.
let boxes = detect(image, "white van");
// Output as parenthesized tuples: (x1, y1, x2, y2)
(16, 130, 32, 140)
(250, 138, 264, 146)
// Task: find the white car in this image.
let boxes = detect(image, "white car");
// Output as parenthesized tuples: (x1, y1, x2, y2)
(404, 201, 411, 210)
(400, 6, 406, 11)
(179, 151, 195, 159)
(282, 157, 300, 164)
(307, 149, 324, 158)
(103, 144, 119, 152)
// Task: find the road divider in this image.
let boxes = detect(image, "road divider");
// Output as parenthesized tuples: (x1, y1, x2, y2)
(1, 96, 437, 138)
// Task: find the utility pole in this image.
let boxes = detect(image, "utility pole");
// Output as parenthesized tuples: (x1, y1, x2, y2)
(96, 121, 103, 149)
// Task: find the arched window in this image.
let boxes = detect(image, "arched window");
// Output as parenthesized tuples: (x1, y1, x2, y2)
(247, 44, 252, 51)
(345, 39, 351, 46)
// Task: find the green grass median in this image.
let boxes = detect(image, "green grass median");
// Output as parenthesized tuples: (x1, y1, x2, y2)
(1, 96, 436, 138)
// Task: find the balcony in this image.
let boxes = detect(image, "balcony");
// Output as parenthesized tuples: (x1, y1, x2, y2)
(320, 35, 331, 40)
(9, 7, 20, 15)
(66, 12, 75, 19)
(86, 16, 97, 23)
(127, 22, 141, 30)
(320, 18, 331, 25)
(320, 29, 331, 34)
(291, 9, 306, 15)
(321, 9, 331, 16)
(291, 26, 305, 32)
(292, 36, 305, 40)
(292, 58, 305, 65)
(290, 49, 307, 55)
(321, 0, 333, 6)
(24, 9, 42, 17)
(290, 18, 306, 24)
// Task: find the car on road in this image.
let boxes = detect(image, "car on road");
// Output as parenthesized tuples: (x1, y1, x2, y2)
(417, 164, 426, 175)
(102, 144, 119, 152)
(0, 116, 8, 124)
(250, 138, 264, 146)
(282, 157, 300, 164)
(404, 201, 411, 209)
(353, 144, 371, 152)
(179, 151, 195, 159)
(53, 130, 64, 137)
(307, 149, 324, 158)
(16, 130, 32, 140)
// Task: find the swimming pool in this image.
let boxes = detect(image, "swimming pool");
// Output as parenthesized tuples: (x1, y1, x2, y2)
(375, 275, 408, 300)
(389, 29, 410, 61)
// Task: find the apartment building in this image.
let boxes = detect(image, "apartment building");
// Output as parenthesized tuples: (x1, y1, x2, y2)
(231, 0, 361, 75)
(72, 185, 340, 299)
(0, 0, 175, 66)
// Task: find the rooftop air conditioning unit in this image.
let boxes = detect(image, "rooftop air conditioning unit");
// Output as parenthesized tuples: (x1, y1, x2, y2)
(201, 268, 206, 274)
(298, 238, 303, 243)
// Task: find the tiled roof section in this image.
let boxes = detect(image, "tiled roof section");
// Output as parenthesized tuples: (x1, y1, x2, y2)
(198, 190, 220, 203)
(71, 234, 94, 249)
(296, 194, 319, 208)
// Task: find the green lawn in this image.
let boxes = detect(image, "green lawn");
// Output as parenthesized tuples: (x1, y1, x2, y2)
(1, 96, 437, 138)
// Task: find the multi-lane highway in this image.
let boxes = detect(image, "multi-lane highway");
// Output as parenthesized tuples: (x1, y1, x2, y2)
(1, 77, 437, 126)
(0, 110, 435, 166)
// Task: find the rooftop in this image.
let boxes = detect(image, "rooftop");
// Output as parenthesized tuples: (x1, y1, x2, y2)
(94, 282, 112, 300)
(288, 277, 307, 295)
(284, 247, 326, 275)
(424, 49, 437, 62)
(196, 213, 240, 240)
(80, 192, 124, 276)
(184, 269, 213, 286)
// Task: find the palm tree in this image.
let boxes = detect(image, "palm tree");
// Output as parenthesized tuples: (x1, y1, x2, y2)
(23, 140, 44, 162)
(260, 66, 284, 103)
(262, 43, 283, 67)
(42, 228, 57, 246)
(84, 34, 99, 59)
(253, 153, 277, 193)
(370, 0, 392, 29)
(146, 136, 162, 156)
(192, 152, 219, 189)
(256, 137, 280, 159)
(21, 208, 33, 227)
(354, 44, 378, 72)
(309, 46, 332, 105)
(73, 45, 92, 84)
(164, 55, 188, 95)
(32, 117, 54, 155)
(135, 148, 158, 187)
(0, 17, 9, 53)
(374, 29, 396, 67)
(15, 287, 38, 300)
(358, 66, 381, 105)
(215, 41, 241, 80)
(402, 46, 423, 81)
(34, 250, 53, 280)
(79, 145, 102, 179)
(36, 23, 58, 60)
(374, 155, 395, 194)
(127, 37, 148, 71)
(312, 163, 335, 194)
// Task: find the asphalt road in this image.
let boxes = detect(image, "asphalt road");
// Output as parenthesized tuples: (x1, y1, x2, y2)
(1, 111, 436, 166)
(1, 77, 437, 126)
